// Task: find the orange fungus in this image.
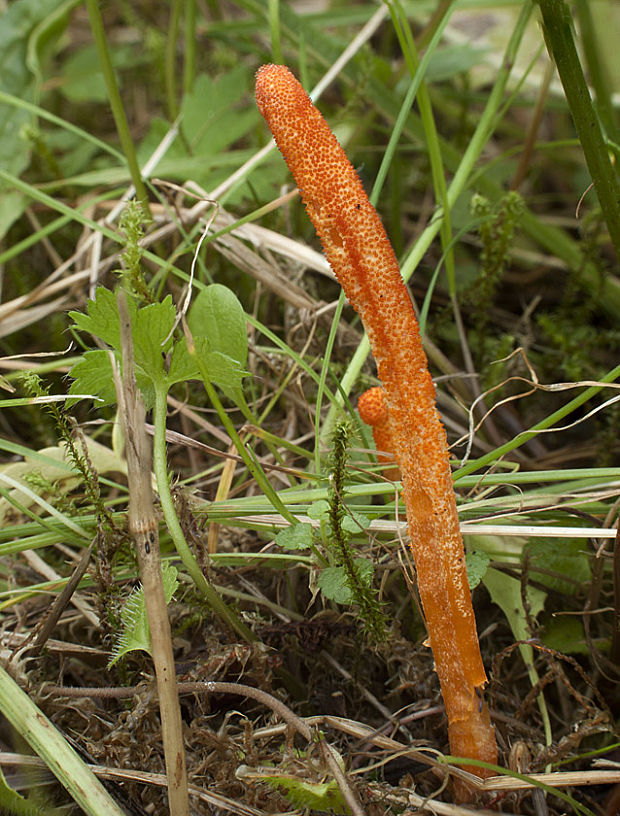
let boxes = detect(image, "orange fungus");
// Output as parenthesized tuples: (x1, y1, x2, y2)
(256, 64, 497, 780)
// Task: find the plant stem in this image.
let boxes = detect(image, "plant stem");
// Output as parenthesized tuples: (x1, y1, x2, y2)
(152, 385, 255, 642)
(84, 0, 150, 209)
(387, 0, 456, 294)
(536, 0, 620, 260)
(0, 666, 126, 816)
(183, 0, 197, 95)
(188, 348, 299, 526)
(268, 0, 283, 65)
(166, 0, 183, 120)
(315, 291, 346, 474)
(574, 0, 617, 138)
(117, 291, 189, 816)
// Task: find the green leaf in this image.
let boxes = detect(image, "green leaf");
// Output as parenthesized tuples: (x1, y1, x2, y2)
(426, 44, 489, 82)
(132, 296, 175, 378)
(318, 558, 373, 605)
(465, 550, 491, 589)
(0, 763, 50, 816)
(484, 566, 549, 724)
(59, 42, 145, 104)
(307, 500, 330, 521)
(541, 616, 590, 655)
(69, 287, 123, 349)
(0, 0, 71, 237)
(318, 566, 351, 603)
(188, 284, 248, 370)
(341, 510, 370, 534)
(187, 284, 249, 403)
(167, 337, 200, 385)
(484, 567, 547, 642)
(523, 539, 591, 595)
(264, 771, 350, 814)
(275, 522, 313, 551)
(137, 68, 260, 195)
(0, 191, 27, 244)
(67, 350, 117, 407)
(180, 67, 258, 157)
(108, 562, 179, 668)
(68, 349, 156, 409)
(69, 288, 175, 400)
(192, 341, 247, 392)
(353, 557, 374, 588)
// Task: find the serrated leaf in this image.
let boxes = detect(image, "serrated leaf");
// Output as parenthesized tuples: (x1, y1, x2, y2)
(67, 348, 155, 410)
(523, 539, 590, 596)
(67, 350, 117, 407)
(275, 522, 313, 551)
(0, 764, 33, 815)
(132, 296, 175, 378)
(69, 289, 175, 400)
(168, 337, 200, 384)
(265, 773, 350, 814)
(69, 288, 175, 377)
(318, 559, 373, 605)
(108, 562, 179, 668)
(307, 500, 330, 521)
(341, 510, 370, 534)
(318, 566, 352, 604)
(466, 550, 490, 589)
(69, 286, 124, 348)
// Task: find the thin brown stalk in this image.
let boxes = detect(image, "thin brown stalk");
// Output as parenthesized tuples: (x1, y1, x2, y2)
(114, 290, 189, 816)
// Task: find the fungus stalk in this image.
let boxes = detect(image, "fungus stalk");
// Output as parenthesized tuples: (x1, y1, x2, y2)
(255, 64, 497, 777)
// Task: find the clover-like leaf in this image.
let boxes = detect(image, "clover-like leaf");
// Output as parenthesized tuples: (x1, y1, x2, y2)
(275, 522, 313, 551)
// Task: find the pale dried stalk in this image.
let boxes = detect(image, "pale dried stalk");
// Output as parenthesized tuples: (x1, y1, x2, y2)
(115, 291, 189, 816)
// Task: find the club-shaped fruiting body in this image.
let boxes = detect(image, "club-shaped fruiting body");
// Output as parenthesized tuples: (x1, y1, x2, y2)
(256, 64, 497, 777)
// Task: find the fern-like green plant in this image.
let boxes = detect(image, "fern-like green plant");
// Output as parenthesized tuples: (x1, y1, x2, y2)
(108, 561, 179, 667)
(238, 750, 351, 815)
(320, 419, 386, 640)
(0, 765, 55, 816)
(469, 190, 524, 360)
(264, 771, 350, 815)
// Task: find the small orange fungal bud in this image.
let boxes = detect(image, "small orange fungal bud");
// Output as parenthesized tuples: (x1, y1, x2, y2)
(358, 387, 400, 480)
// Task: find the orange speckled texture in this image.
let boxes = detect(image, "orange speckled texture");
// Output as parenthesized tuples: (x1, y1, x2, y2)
(358, 387, 400, 480)
(256, 64, 496, 772)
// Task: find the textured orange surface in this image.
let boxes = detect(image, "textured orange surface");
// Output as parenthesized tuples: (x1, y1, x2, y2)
(357, 387, 400, 481)
(256, 64, 497, 773)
